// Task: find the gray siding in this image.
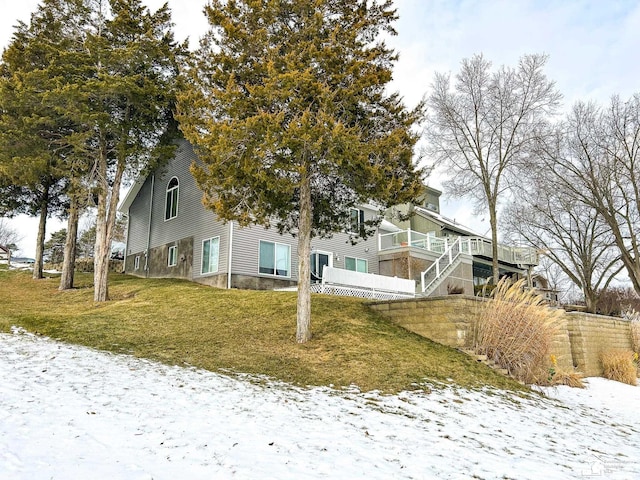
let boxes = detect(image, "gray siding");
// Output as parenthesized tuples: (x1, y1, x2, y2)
(126, 140, 230, 280)
(231, 207, 381, 281)
(126, 176, 152, 255)
(125, 139, 383, 285)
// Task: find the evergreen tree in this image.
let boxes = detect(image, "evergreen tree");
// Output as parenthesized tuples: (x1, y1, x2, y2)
(178, 0, 424, 342)
(79, 0, 184, 301)
(0, 2, 78, 279)
(43, 229, 68, 264)
(1, 0, 184, 297)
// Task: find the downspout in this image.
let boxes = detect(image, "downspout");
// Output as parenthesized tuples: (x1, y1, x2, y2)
(145, 174, 155, 278)
(227, 221, 233, 289)
(123, 212, 131, 273)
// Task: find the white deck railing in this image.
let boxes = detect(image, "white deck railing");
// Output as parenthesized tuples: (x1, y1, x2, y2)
(420, 237, 462, 294)
(311, 266, 415, 300)
(379, 230, 538, 266)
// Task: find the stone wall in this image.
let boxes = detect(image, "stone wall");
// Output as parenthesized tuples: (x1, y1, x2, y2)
(566, 312, 633, 376)
(369, 296, 633, 376)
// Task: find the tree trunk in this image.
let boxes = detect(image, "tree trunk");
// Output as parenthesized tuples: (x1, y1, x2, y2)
(489, 202, 500, 285)
(33, 191, 49, 280)
(94, 152, 125, 302)
(296, 174, 312, 343)
(59, 195, 79, 290)
(584, 290, 597, 314)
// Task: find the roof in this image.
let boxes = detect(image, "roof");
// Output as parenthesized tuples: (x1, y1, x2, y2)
(378, 219, 401, 233)
(413, 206, 486, 238)
(118, 176, 147, 214)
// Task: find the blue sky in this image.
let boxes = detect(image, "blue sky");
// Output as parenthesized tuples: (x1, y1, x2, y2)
(1, 0, 639, 255)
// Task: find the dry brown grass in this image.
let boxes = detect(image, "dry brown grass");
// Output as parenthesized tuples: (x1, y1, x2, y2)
(541, 355, 585, 388)
(548, 370, 585, 388)
(630, 319, 640, 354)
(600, 349, 638, 386)
(0, 270, 527, 393)
(472, 278, 563, 384)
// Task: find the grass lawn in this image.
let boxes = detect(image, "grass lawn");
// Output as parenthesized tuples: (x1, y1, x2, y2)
(0, 269, 526, 393)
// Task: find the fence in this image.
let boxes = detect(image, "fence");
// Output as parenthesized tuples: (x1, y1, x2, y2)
(311, 266, 415, 301)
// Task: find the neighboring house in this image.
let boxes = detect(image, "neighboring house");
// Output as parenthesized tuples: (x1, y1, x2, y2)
(0, 245, 10, 265)
(530, 274, 560, 305)
(119, 140, 391, 290)
(119, 141, 538, 297)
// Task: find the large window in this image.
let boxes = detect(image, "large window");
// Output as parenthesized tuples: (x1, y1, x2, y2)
(349, 208, 364, 235)
(345, 256, 368, 273)
(165, 177, 179, 220)
(202, 237, 220, 274)
(168, 245, 177, 267)
(259, 241, 291, 277)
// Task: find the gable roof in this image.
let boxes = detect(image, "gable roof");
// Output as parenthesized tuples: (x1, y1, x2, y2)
(413, 206, 486, 238)
(118, 176, 147, 214)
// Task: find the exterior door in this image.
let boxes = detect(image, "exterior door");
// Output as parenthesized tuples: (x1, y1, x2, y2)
(310, 251, 332, 283)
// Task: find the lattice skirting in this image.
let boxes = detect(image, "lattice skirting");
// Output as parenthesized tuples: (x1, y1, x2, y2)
(310, 283, 413, 301)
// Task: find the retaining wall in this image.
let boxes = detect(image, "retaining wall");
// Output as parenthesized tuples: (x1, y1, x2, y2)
(369, 296, 633, 376)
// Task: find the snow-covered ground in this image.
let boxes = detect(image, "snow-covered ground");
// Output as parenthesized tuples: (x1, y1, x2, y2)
(1, 329, 639, 480)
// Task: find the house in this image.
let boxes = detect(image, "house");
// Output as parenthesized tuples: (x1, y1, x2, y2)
(0, 245, 10, 265)
(119, 140, 393, 291)
(378, 187, 538, 296)
(119, 141, 538, 297)
(530, 274, 560, 305)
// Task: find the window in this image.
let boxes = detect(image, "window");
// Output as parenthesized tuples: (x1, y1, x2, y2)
(259, 240, 291, 277)
(168, 245, 177, 267)
(349, 208, 364, 235)
(134, 255, 140, 270)
(201, 237, 220, 274)
(165, 177, 179, 220)
(345, 256, 368, 273)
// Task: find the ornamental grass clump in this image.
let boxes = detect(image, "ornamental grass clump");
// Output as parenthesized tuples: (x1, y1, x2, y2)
(626, 310, 640, 354)
(600, 349, 638, 386)
(546, 354, 585, 388)
(472, 278, 562, 384)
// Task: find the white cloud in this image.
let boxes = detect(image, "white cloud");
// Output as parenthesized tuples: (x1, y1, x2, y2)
(2, 0, 639, 253)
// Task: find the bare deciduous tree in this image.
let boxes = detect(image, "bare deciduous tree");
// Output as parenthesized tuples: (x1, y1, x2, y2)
(0, 218, 22, 251)
(426, 53, 561, 283)
(538, 96, 640, 297)
(504, 172, 622, 312)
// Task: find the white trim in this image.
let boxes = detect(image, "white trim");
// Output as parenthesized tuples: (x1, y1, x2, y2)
(145, 174, 155, 273)
(345, 256, 368, 273)
(348, 207, 364, 235)
(311, 250, 333, 282)
(134, 255, 140, 270)
(201, 236, 220, 276)
(258, 240, 292, 278)
(227, 222, 233, 289)
(164, 176, 179, 221)
(168, 245, 177, 267)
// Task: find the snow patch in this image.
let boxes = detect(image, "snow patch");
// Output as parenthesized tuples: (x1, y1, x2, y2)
(1, 330, 639, 479)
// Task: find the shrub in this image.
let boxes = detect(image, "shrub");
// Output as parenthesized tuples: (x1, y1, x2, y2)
(543, 355, 585, 388)
(471, 278, 562, 384)
(447, 283, 464, 295)
(596, 287, 640, 317)
(474, 284, 496, 298)
(600, 349, 637, 386)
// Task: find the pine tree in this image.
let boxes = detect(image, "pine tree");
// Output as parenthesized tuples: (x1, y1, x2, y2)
(76, 0, 184, 301)
(0, 2, 78, 279)
(178, 0, 424, 342)
(1, 0, 184, 297)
